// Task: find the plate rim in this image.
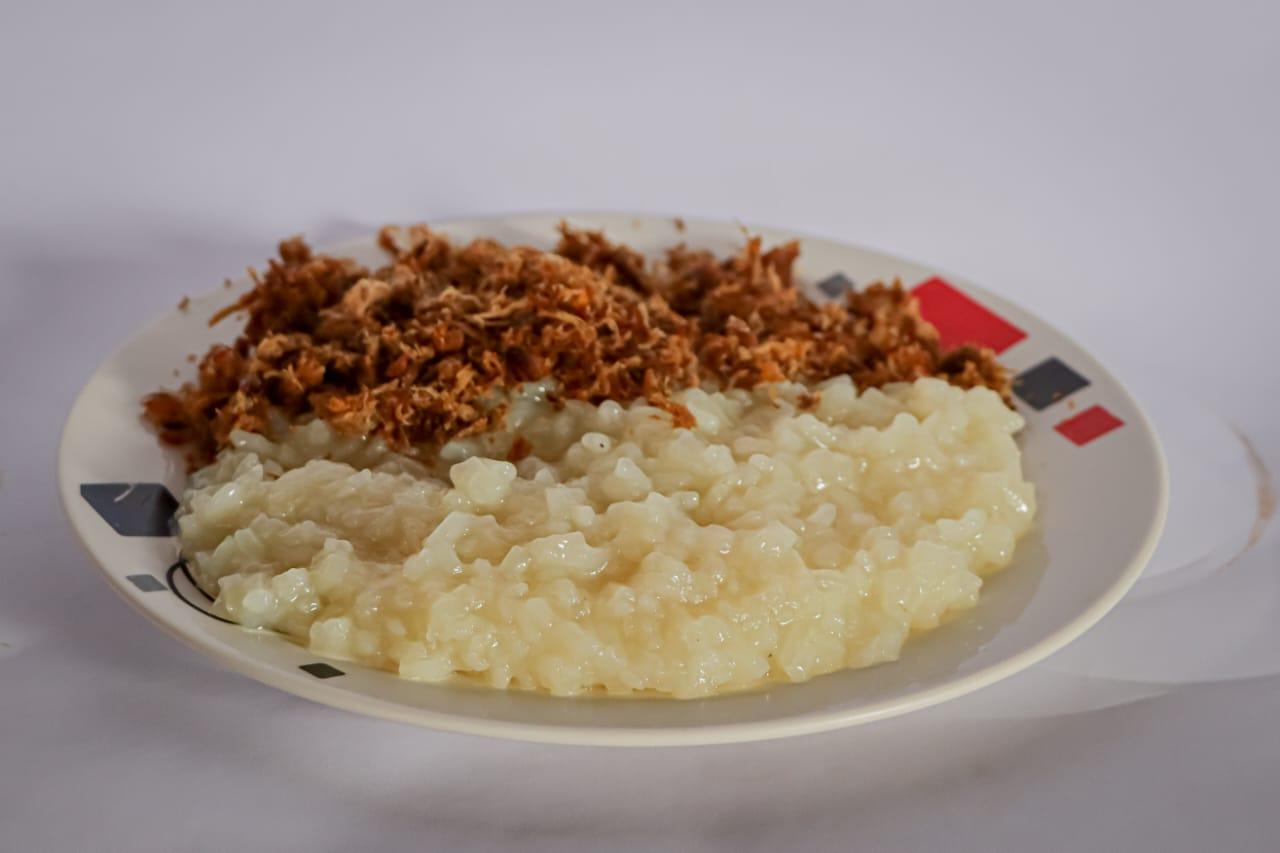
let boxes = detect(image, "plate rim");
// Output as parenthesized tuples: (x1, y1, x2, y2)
(57, 210, 1169, 746)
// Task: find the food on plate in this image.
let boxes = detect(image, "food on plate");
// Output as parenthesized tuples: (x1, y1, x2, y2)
(144, 224, 1035, 697)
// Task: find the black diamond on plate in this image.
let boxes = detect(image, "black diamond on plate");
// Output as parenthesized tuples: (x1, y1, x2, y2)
(126, 573, 167, 592)
(80, 483, 179, 537)
(299, 663, 345, 679)
(1013, 357, 1091, 411)
(816, 273, 854, 299)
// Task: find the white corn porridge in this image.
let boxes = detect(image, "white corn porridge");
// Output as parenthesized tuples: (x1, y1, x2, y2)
(177, 376, 1035, 698)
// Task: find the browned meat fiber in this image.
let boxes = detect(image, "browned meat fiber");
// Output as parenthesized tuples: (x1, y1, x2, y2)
(144, 223, 1009, 466)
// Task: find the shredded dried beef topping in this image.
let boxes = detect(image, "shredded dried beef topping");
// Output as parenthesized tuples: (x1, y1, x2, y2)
(145, 223, 1009, 465)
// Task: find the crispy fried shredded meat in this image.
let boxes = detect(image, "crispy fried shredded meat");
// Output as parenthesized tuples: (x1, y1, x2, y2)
(144, 223, 1009, 465)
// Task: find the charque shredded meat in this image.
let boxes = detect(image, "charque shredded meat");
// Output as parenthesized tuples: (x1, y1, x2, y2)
(144, 223, 1009, 465)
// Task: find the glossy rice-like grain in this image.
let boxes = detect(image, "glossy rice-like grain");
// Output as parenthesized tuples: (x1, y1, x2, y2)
(178, 377, 1036, 698)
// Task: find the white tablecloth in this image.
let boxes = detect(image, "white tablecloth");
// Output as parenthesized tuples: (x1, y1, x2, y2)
(2, 2, 1277, 850)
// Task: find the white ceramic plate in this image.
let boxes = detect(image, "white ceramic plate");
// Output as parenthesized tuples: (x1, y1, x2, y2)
(59, 213, 1167, 746)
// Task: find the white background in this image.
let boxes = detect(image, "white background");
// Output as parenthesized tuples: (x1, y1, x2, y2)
(2, 1, 1278, 850)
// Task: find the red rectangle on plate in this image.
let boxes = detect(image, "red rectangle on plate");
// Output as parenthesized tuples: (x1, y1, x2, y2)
(1055, 405, 1125, 446)
(912, 277, 1027, 353)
